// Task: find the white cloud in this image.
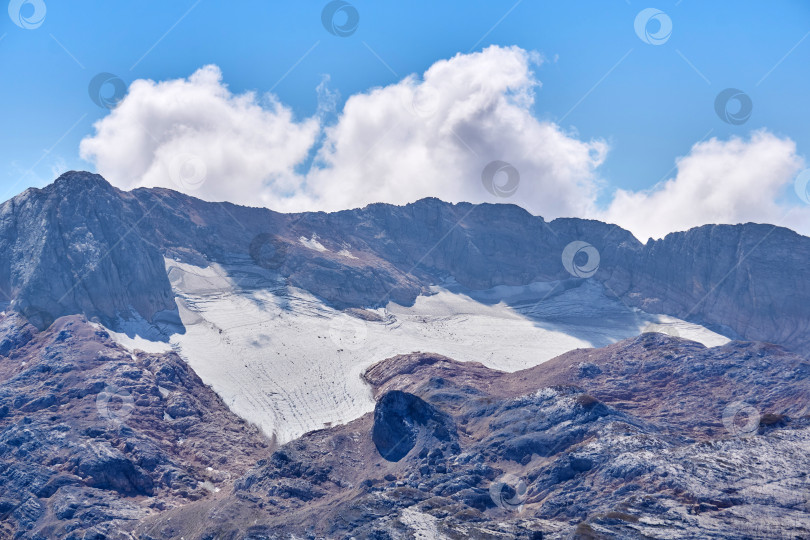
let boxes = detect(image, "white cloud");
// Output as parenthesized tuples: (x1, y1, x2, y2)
(315, 75, 340, 121)
(79, 47, 808, 239)
(602, 131, 807, 240)
(79, 65, 320, 203)
(294, 46, 607, 216)
(79, 46, 606, 219)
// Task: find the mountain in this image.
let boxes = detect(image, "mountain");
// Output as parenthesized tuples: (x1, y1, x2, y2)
(1, 171, 809, 538)
(134, 334, 810, 539)
(0, 173, 175, 330)
(2, 171, 809, 352)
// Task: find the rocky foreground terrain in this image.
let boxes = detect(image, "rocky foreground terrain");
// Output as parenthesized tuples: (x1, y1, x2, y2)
(3, 312, 808, 538)
(52, 329, 807, 539)
(156, 340, 810, 538)
(0, 313, 271, 539)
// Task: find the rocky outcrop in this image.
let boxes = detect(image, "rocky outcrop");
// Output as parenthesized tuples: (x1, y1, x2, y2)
(134, 337, 810, 539)
(0, 172, 175, 329)
(0, 314, 271, 538)
(372, 390, 457, 461)
(605, 224, 810, 351)
(371, 334, 810, 440)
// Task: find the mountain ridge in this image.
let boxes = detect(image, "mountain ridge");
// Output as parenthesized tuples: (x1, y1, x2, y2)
(2, 171, 809, 355)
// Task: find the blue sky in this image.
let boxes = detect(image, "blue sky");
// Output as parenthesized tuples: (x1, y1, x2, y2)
(1, 1, 809, 238)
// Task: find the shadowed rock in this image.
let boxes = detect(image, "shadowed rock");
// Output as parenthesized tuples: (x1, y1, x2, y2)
(372, 390, 456, 461)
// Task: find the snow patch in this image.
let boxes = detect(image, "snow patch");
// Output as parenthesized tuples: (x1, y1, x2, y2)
(96, 324, 173, 355)
(299, 235, 328, 252)
(103, 259, 730, 444)
(399, 507, 445, 539)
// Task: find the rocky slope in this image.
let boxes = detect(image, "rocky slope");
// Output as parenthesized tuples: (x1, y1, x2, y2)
(0, 173, 176, 330)
(2, 171, 810, 354)
(2, 171, 810, 539)
(133, 334, 810, 539)
(603, 223, 810, 353)
(0, 313, 271, 539)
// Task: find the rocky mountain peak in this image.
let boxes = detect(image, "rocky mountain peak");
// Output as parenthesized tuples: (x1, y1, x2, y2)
(51, 170, 115, 192)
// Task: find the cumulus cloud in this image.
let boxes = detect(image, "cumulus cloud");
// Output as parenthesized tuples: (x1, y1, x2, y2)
(602, 131, 807, 240)
(80, 46, 606, 219)
(79, 65, 320, 202)
(295, 46, 606, 216)
(79, 45, 808, 239)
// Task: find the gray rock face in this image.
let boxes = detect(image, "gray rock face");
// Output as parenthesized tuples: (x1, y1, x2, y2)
(604, 223, 810, 351)
(73, 442, 155, 495)
(0, 172, 175, 329)
(4, 172, 810, 355)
